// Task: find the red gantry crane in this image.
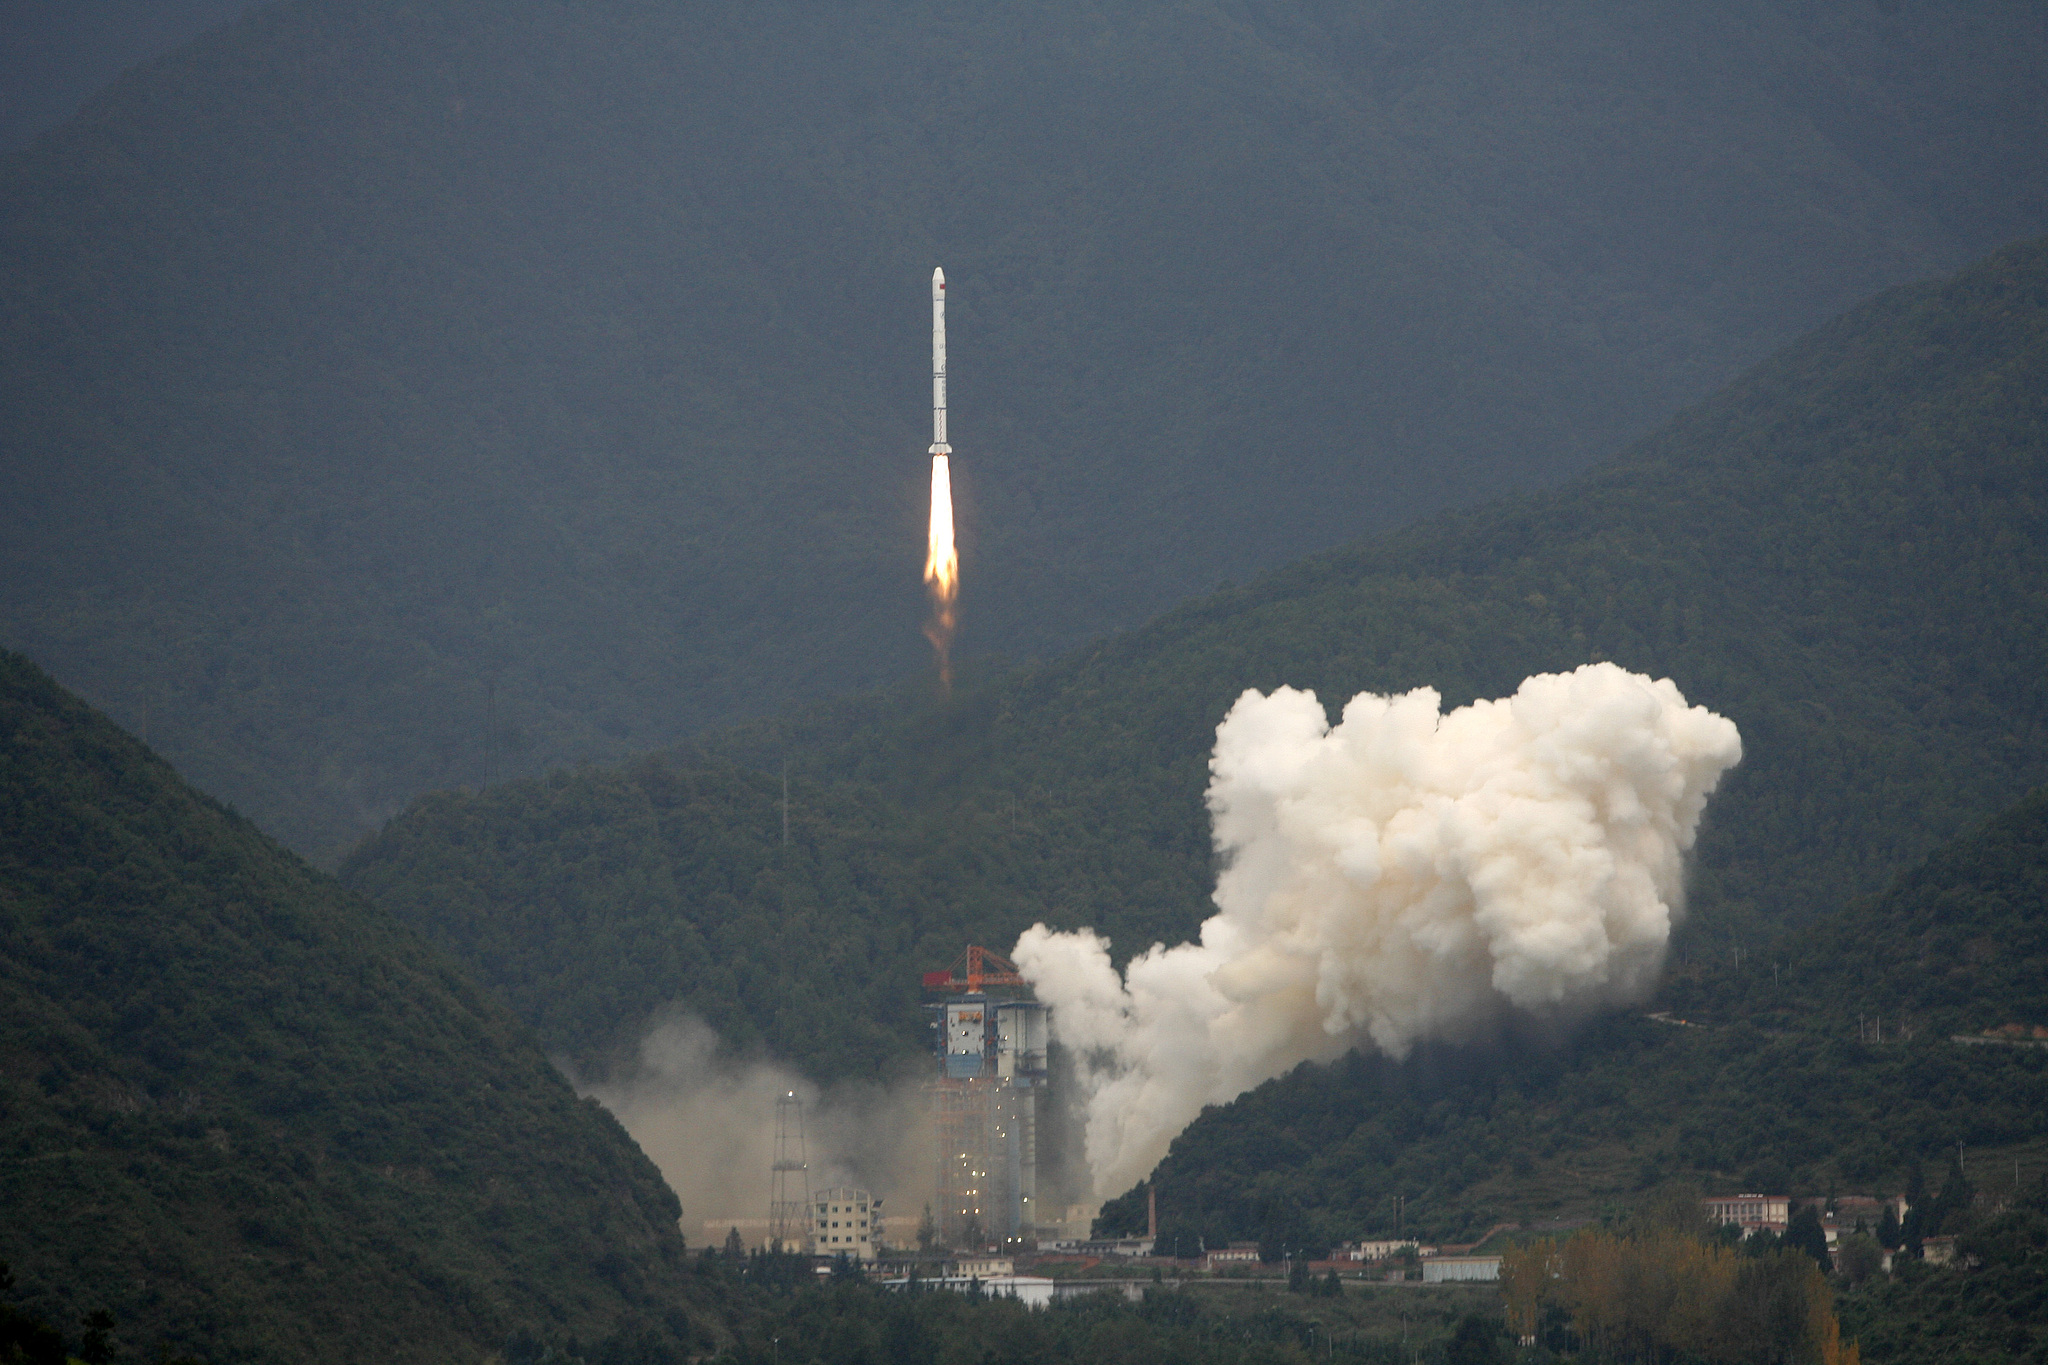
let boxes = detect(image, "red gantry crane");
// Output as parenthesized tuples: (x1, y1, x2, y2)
(922, 944, 1027, 994)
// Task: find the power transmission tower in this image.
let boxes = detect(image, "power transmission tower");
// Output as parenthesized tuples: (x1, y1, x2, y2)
(770, 1091, 811, 1251)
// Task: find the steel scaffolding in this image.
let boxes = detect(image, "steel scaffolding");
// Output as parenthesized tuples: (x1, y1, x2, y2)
(769, 1090, 811, 1251)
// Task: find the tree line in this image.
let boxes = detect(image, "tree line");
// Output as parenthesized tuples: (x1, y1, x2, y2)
(1501, 1228, 1859, 1365)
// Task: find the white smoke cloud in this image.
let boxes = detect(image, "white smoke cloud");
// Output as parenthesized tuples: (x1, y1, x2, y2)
(574, 1014, 935, 1242)
(1014, 663, 1741, 1198)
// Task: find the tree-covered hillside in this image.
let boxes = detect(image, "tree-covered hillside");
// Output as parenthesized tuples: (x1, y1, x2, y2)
(346, 237, 2048, 1096)
(5, 0, 2046, 857)
(1095, 788, 2048, 1252)
(0, 651, 709, 1363)
(1668, 790, 2048, 1032)
(338, 760, 1067, 1081)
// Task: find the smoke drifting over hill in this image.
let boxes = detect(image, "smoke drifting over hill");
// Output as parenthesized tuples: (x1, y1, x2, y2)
(578, 1015, 935, 1236)
(1016, 663, 1742, 1198)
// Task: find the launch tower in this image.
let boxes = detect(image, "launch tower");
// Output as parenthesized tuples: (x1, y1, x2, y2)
(924, 946, 1046, 1247)
(768, 1090, 811, 1251)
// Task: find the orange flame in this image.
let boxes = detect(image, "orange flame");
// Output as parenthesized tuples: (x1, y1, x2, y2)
(923, 454, 958, 691)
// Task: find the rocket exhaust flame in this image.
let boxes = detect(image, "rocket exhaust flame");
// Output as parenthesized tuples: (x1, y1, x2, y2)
(924, 454, 958, 689)
(924, 267, 957, 692)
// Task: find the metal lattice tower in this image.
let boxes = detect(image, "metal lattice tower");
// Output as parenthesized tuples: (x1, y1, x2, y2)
(769, 1091, 811, 1251)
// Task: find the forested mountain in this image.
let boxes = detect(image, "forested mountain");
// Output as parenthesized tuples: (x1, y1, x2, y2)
(345, 237, 2048, 1099)
(0, 651, 708, 1363)
(338, 761, 1052, 1081)
(1669, 790, 2048, 1031)
(1094, 787, 2048, 1251)
(6, 0, 2047, 858)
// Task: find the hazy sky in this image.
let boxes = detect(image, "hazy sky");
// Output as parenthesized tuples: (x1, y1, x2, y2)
(0, 0, 259, 151)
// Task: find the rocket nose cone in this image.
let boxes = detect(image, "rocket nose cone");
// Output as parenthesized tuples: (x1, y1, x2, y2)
(933, 267, 945, 292)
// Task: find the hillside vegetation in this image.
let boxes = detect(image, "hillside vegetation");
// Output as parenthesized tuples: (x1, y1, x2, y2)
(6, 0, 2048, 856)
(1096, 788, 2048, 1253)
(339, 761, 1063, 1081)
(0, 651, 708, 1363)
(346, 237, 2048, 1101)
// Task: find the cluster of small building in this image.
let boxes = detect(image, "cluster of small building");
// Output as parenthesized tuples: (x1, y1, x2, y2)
(1174, 1238, 1503, 1281)
(1702, 1191, 1947, 1267)
(703, 1185, 1943, 1304)
(699, 1206, 1515, 1304)
(711, 952, 1982, 1312)
(1024, 1231, 1505, 1282)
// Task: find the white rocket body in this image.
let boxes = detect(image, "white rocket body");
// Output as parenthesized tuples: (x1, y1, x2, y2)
(930, 267, 951, 456)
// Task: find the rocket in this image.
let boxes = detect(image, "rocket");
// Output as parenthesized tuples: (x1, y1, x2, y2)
(930, 267, 951, 457)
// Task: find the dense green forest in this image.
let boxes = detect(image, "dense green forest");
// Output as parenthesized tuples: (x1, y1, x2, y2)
(6, 0, 2047, 857)
(1095, 786, 2048, 1251)
(337, 761, 1056, 1081)
(1665, 790, 2048, 1029)
(1839, 1190, 2048, 1365)
(346, 236, 2048, 1106)
(0, 651, 712, 1363)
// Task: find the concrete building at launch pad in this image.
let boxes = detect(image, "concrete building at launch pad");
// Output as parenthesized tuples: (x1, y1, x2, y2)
(924, 947, 1047, 1245)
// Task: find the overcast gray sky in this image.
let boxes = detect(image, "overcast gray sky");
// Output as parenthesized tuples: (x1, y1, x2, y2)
(0, 0, 259, 151)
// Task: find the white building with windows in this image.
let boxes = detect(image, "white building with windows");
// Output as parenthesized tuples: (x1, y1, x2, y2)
(956, 1257, 1014, 1278)
(1340, 1239, 1424, 1261)
(814, 1186, 878, 1261)
(1703, 1194, 1790, 1235)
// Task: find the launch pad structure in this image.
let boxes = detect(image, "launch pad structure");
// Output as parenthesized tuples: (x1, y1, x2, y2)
(769, 1090, 811, 1251)
(925, 946, 1047, 1246)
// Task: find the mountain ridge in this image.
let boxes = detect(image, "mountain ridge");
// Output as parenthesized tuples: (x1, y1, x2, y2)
(1095, 783, 2048, 1252)
(7, 0, 2046, 856)
(345, 236, 2048, 1112)
(0, 649, 707, 1363)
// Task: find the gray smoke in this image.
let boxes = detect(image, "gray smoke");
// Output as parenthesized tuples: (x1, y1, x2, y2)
(575, 1013, 935, 1240)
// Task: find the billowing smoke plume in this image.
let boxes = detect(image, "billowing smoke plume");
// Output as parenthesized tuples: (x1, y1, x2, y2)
(575, 1014, 934, 1240)
(1014, 663, 1741, 1198)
